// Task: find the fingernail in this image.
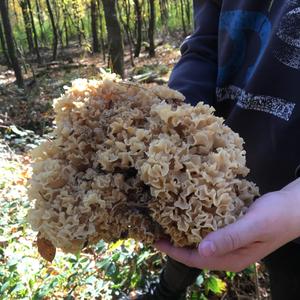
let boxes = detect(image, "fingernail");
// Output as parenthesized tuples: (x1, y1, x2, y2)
(199, 241, 216, 257)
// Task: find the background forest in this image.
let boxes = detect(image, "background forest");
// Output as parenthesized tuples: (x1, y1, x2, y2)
(0, 0, 270, 299)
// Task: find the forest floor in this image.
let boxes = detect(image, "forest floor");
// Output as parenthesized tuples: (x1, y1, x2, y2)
(0, 42, 271, 299)
(0, 42, 179, 136)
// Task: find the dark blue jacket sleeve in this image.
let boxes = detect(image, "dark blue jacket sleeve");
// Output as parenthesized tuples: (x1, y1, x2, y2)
(168, 0, 220, 106)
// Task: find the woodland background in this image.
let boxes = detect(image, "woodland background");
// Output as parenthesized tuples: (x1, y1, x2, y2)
(0, 0, 270, 299)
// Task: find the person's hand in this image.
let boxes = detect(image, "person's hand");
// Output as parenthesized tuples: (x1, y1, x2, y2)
(155, 178, 300, 272)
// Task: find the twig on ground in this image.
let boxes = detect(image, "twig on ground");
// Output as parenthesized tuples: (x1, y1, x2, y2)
(254, 263, 261, 300)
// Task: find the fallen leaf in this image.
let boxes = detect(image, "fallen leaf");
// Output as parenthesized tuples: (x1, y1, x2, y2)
(37, 233, 56, 262)
(46, 266, 60, 275)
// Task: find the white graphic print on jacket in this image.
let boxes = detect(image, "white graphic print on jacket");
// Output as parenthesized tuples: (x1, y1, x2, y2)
(274, 0, 300, 70)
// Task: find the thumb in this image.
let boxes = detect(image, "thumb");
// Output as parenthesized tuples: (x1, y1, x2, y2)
(198, 215, 259, 257)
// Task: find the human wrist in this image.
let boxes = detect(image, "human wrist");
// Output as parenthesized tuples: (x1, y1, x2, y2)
(281, 179, 300, 238)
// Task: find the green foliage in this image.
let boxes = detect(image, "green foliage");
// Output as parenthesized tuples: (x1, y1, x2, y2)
(204, 275, 227, 295)
(5, 0, 193, 56)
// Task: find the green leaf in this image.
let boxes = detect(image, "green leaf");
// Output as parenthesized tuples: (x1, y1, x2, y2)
(85, 275, 97, 285)
(112, 252, 121, 261)
(75, 251, 81, 260)
(32, 290, 49, 300)
(0, 280, 11, 294)
(8, 263, 17, 272)
(205, 276, 227, 295)
(48, 277, 59, 289)
(109, 240, 124, 252)
(94, 240, 106, 252)
(226, 271, 236, 281)
(195, 274, 204, 287)
(137, 251, 151, 265)
(106, 263, 117, 277)
(130, 272, 141, 288)
(10, 125, 27, 137)
(28, 278, 35, 289)
(244, 264, 256, 275)
(10, 282, 26, 294)
(96, 257, 111, 269)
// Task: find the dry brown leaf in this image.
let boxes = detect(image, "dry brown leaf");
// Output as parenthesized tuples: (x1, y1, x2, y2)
(46, 266, 60, 275)
(37, 234, 56, 262)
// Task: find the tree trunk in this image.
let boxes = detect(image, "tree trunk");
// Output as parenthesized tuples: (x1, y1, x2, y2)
(102, 0, 124, 78)
(117, 1, 134, 67)
(125, 0, 135, 65)
(80, 19, 86, 41)
(64, 4, 81, 46)
(52, 0, 60, 23)
(180, 0, 187, 36)
(26, 0, 41, 63)
(148, 0, 155, 57)
(63, 5, 69, 47)
(52, 0, 64, 49)
(159, 0, 168, 30)
(0, 19, 10, 66)
(124, 0, 134, 46)
(91, 0, 100, 53)
(35, 0, 46, 43)
(185, 0, 191, 30)
(19, 0, 34, 52)
(13, 0, 20, 26)
(45, 0, 58, 60)
(133, 0, 142, 58)
(0, 0, 24, 88)
(97, 0, 106, 61)
(72, 0, 83, 47)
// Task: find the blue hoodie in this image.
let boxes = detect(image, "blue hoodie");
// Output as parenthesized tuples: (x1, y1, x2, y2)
(169, 0, 300, 194)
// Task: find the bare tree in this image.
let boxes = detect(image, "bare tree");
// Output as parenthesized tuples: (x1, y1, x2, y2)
(180, 0, 187, 36)
(159, 0, 168, 30)
(0, 20, 10, 66)
(19, 0, 34, 52)
(72, 0, 84, 47)
(26, 0, 41, 63)
(184, 0, 191, 30)
(133, 0, 142, 58)
(97, 0, 106, 61)
(62, 3, 69, 47)
(35, 0, 46, 43)
(102, 0, 124, 78)
(91, 0, 100, 53)
(117, 0, 134, 66)
(52, 0, 64, 48)
(148, 0, 155, 57)
(12, 0, 20, 24)
(0, 0, 24, 88)
(45, 0, 58, 60)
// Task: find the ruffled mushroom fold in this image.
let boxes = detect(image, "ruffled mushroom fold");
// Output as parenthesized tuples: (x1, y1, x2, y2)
(28, 78, 259, 255)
